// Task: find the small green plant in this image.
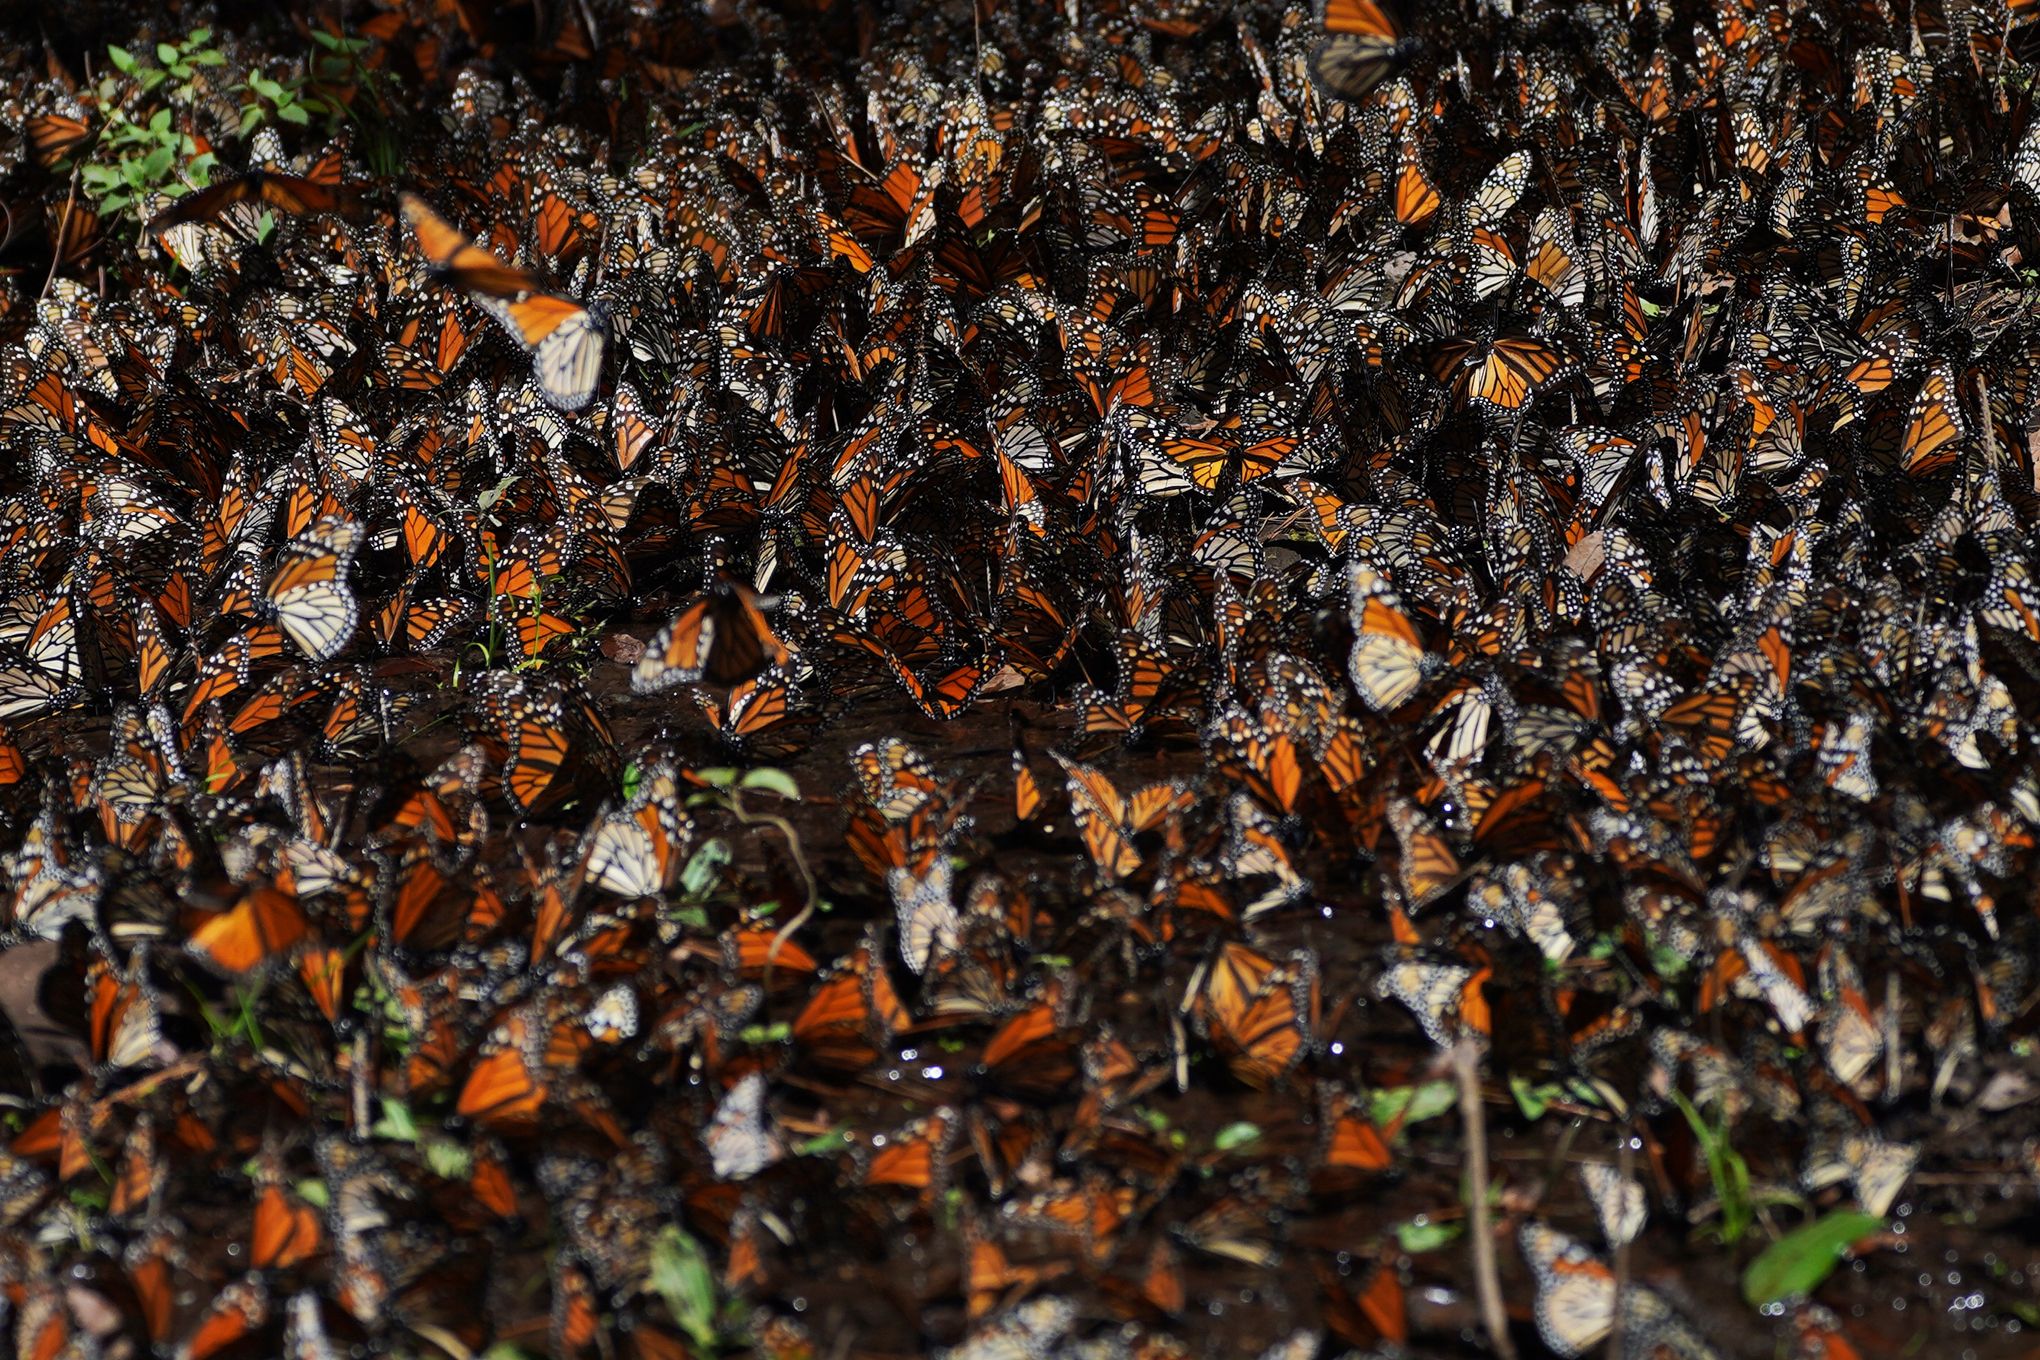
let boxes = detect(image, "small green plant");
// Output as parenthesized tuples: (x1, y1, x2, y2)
(79, 105, 216, 222)
(1672, 1090, 1753, 1244)
(109, 31, 227, 103)
(684, 768, 822, 971)
(72, 35, 227, 228)
(647, 1225, 749, 1352)
(236, 29, 400, 168)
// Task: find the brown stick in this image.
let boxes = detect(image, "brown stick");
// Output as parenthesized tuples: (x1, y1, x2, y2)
(1453, 1038, 1516, 1360)
(1607, 1129, 1636, 1360)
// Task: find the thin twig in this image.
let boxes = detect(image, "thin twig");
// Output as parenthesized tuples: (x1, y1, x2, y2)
(41, 165, 80, 303)
(1607, 1129, 1636, 1360)
(730, 789, 821, 992)
(351, 1029, 371, 1138)
(1453, 1038, 1516, 1360)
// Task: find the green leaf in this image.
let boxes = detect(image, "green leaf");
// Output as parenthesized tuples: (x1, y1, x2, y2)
(80, 164, 119, 187)
(279, 103, 311, 126)
(739, 1022, 791, 1045)
(1741, 1211, 1882, 1308)
(311, 30, 344, 49)
(99, 191, 131, 214)
(108, 45, 138, 73)
(293, 1178, 329, 1209)
(423, 1140, 473, 1180)
(647, 1226, 720, 1351)
(188, 28, 213, 45)
(148, 108, 173, 134)
(157, 43, 180, 66)
(796, 1128, 852, 1156)
(696, 766, 739, 789)
(1369, 1080, 1459, 1131)
(1509, 1076, 1555, 1120)
(738, 767, 800, 799)
(251, 75, 284, 99)
(1212, 1122, 1262, 1152)
(240, 106, 265, 134)
(192, 49, 226, 66)
(141, 146, 175, 180)
(1395, 1217, 1463, 1253)
(680, 838, 731, 898)
(371, 1098, 420, 1144)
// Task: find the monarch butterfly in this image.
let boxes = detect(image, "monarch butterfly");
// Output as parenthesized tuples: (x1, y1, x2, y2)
(1519, 1221, 1679, 1358)
(1053, 752, 1194, 881)
(251, 1178, 324, 1271)
(264, 516, 362, 664)
(1579, 1162, 1647, 1250)
(1346, 561, 1430, 711)
(890, 858, 961, 974)
(1310, 0, 1413, 100)
(1376, 954, 1488, 1046)
(978, 985, 1084, 1099)
(87, 957, 162, 1070)
(581, 765, 690, 899)
(1899, 364, 1964, 476)
(399, 192, 607, 410)
(875, 645, 995, 720)
(860, 1108, 959, 1192)
(1801, 1128, 1917, 1217)
(146, 171, 369, 232)
(1815, 946, 1882, 1093)
(1426, 333, 1569, 410)
(1211, 706, 1305, 815)
(1197, 942, 1319, 1088)
(630, 581, 792, 692)
(456, 1000, 585, 1130)
(698, 665, 824, 759)
(705, 1072, 784, 1181)
(1393, 145, 1441, 226)
(791, 929, 908, 1072)
(852, 738, 943, 824)
(25, 111, 93, 168)
(179, 1276, 273, 1360)
(1316, 1087, 1394, 1175)
(1076, 631, 1190, 740)
(188, 887, 312, 974)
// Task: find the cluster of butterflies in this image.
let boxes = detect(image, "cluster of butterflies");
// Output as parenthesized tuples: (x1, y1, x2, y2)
(3, 0, 2040, 1354)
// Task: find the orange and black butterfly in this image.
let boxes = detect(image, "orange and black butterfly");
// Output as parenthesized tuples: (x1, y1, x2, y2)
(1426, 334, 1569, 411)
(264, 515, 362, 664)
(631, 581, 792, 692)
(400, 191, 606, 410)
(1194, 941, 1319, 1089)
(791, 928, 909, 1072)
(1053, 752, 1194, 882)
(1311, 0, 1415, 100)
(146, 171, 369, 232)
(25, 110, 93, 169)
(188, 886, 312, 975)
